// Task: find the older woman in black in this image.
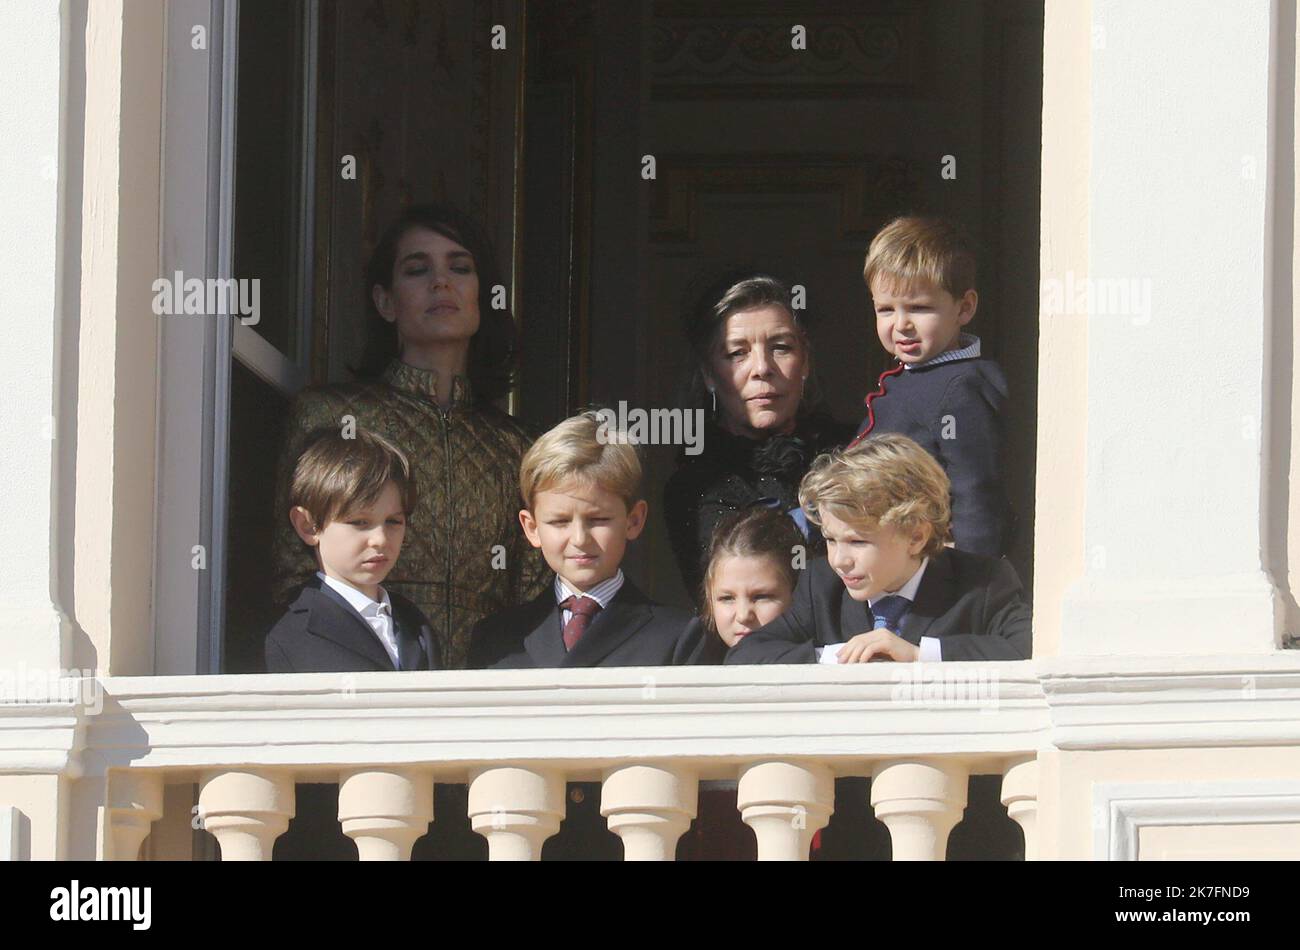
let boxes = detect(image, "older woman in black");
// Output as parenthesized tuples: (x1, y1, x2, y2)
(663, 274, 853, 595)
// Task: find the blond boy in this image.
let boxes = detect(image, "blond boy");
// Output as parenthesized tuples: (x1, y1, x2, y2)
(468, 411, 693, 669)
(852, 216, 1012, 556)
(727, 434, 1030, 663)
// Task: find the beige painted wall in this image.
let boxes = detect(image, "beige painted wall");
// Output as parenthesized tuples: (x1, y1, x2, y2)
(1032, 0, 1090, 658)
(70, 0, 164, 675)
(1140, 822, 1300, 860)
(1044, 746, 1300, 859)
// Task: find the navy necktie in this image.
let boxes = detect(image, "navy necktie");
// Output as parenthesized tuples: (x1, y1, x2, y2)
(392, 607, 427, 671)
(871, 594, 911, 633)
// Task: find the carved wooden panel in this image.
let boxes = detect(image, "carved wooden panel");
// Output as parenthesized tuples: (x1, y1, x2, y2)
(649, 153, 922, 243)
(651, 0, 919, 99)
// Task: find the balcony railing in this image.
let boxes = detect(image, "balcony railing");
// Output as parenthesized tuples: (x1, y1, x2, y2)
(74, 663, 1047, 860)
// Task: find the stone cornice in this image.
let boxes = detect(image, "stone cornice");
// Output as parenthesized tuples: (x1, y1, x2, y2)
(1037, 655, 1300, 750)
(0, 698, 85, 777)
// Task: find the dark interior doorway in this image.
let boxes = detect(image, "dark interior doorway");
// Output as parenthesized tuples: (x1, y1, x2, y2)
(222, 0, 1043, 670)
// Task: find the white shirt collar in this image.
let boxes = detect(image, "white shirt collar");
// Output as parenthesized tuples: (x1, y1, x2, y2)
(867, 557, 928, 608)
(554, 569, 625, 609)
(317, 571, 391, 616)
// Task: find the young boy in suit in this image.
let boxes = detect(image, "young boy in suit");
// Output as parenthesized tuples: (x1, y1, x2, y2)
(468, 410, 692, 859)
(727, 433, 1031, 664)
(266, 427, 438, 673)
(264, 427, 445, 860)
(851, 216, 1013, 556)
(469, 410, 692, 670)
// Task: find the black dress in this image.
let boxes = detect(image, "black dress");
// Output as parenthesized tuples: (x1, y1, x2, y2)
(663, 411, 855, 597)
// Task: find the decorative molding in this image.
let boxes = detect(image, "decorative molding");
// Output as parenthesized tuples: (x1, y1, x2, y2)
(1037, 654, 1300, 750)
(650, 2, 918, 99)
(0, 698, 85, 776)
(649, 153, 922, 243)
(1093, 780, 1300, 860)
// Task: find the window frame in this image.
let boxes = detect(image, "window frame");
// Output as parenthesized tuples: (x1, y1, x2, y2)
(153, 0, 318, 675)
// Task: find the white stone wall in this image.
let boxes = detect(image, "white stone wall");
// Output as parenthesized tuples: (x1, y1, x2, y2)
(0, 0, 64, 672)
(1061, 0, 1282, 655)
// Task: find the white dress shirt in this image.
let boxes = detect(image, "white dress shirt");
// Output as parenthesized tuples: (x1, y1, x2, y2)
(818, 557, 943, 662)
(317, 572, 400, 669)
(555, 570, 625, 626)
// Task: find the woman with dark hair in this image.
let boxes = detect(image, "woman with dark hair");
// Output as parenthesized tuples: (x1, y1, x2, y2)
(663, 273, 854, 594)
(270, 203, 550, 670)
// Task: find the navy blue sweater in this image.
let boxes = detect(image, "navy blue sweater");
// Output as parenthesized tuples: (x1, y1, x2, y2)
(854, 356, 1012, 556)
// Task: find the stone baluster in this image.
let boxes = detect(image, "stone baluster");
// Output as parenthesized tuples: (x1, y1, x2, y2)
(197, 769, 295, 861)
(736, 761, 833, 860)
(468, 766, 564, 861)
(600, 764, 697, 860)
(338, 768, 434, 861)
(870, 760, 968, 860)
(106, 771, 164, 860)
(1000, 756, 1040, 861)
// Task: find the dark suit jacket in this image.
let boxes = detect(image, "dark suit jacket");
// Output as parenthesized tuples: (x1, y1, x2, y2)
(725, 548, 1031, 664)
(468, 579, 695, 669)
(674, 616, 728, 665)
(265, 576, 439, 672)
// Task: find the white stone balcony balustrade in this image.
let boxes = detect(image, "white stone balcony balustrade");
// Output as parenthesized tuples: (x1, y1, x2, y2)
(49, 662, 1051, 861)
(12, 655, 1300, 861)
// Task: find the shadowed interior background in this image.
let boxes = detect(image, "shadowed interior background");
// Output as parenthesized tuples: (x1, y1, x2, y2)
(222, 0, 1043, 673)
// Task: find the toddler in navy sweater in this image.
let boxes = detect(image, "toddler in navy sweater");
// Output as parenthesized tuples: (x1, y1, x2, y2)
(850, 216, 1012, 556)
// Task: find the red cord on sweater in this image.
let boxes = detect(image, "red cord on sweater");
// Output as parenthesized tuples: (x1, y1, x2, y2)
(847, 362, 905, 449)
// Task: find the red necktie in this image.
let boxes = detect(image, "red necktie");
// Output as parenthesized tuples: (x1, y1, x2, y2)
(559, 595, 602, 651)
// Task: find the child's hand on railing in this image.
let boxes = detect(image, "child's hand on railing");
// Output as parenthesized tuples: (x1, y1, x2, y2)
(837, 629, 919, 663)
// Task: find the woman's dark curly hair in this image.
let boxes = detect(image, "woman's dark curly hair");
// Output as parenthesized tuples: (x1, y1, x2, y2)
(354, 203, 518, 404)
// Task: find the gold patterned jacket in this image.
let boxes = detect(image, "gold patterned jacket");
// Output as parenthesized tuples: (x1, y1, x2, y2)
(271, 360, 552, 669)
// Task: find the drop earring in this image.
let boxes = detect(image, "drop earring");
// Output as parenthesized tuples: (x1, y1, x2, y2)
(707, 387, 716, 414)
